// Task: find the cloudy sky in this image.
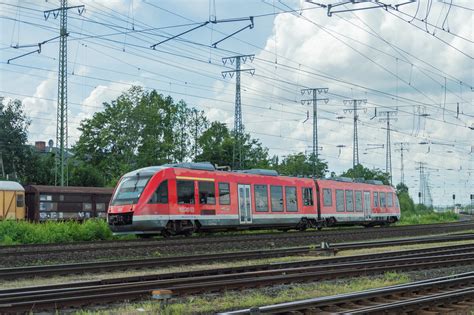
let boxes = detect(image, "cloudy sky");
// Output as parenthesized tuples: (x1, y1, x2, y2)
(0, 0, 472, 205)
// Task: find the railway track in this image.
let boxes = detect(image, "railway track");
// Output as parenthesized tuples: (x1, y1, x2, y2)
(1, 233, 474, 280)
(2, 242, 474, 313)
(224, 272, 474, 314)
(1, 220, 473, 266)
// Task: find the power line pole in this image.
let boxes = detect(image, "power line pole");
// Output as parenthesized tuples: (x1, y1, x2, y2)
(343, 99, 367, 168)
(417, 161, 427, 205)
(378, 110, 398, 184)
(395, 142, 409, 185)
(221, 54, 255, 170)
(301, 88, 328, 177)
(193, 109, 199, 161)
(419, 162, 424, 205)
(44, 1, 84, 186)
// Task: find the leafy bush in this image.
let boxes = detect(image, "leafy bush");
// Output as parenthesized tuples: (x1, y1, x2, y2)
(397, 211, 459, 225)
(0, 219, 116, 245)
(398, 192, 415, 214)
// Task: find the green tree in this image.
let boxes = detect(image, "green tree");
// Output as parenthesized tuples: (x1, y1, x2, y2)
(276, 153, 328, 178)
(196, 122, 270, 169)
(74, 87, 210, 185)
(0, 98, 31, 181)
(190, 108, 209, 161)
(23, 150, 55, 185)
(395, 182, 415, 213)
(340, 164, 390, 185)
(68, 161, 106, 187)
(396, 183, 409, 194)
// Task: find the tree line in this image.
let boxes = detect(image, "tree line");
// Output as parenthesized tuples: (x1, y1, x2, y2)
(1, 87, 393, 188)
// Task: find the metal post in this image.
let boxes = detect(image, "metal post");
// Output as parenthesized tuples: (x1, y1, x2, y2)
(301, 88, 328, 177)
(221, 54, 255, 170)
(55, 0, 68, 187)
(377, 110, 397, 184)
(44, 1, 85, 186)
(395, 142, 409, 185)
(343, 99, 367, 168)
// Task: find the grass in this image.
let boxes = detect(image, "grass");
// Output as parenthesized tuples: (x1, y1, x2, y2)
(75, 272, 410, 315)
(0, 209, 461, 246)
(0, 219, 121, 245)
(397, 211, 459, 226)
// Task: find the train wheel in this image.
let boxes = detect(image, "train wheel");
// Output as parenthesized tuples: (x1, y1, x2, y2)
(326, 217, 336, 227)
(297, 218, 309, 231)
(161, 229, 172, 238)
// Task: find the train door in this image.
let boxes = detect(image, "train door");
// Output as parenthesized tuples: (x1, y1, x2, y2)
(238, 184, 252, 224)
(363, 191, 371, 220)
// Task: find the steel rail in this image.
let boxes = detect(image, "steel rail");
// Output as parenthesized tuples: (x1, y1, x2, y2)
(1, 233, 474, 280)
(2, 247, 474, 312)
(3, 242, 474, 292)
(223, 272, 474, 314)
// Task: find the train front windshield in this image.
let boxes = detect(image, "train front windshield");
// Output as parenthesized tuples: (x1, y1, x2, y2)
(111, 175, 152, 206)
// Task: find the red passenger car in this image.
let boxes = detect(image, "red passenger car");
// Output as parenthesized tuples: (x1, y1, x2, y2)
(107, 163, 400, 236)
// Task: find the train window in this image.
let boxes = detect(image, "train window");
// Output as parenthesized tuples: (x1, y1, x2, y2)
(218, 183, 230, 205)
(16, 194, 24, 207)
(345, 190, 354, 212)
(302, 188, 314, 206)
(285, 186, 298, 212)
(111, 175, 152, 205)
(149, 180, 168, 204)
(355, 191, 363, 212)
(177, 180, 195, 204)
(270, 186, 284, 212)
(199, 181, 216, 205)
(323, 189, 332, 207)
(336, 189, 345, 212)
(387, 192, 393, 207)
(395, 195, 400, 208)
(374, 192, 379, 207)
(380, 192, 386, 207)
(254, 185, 269, 212)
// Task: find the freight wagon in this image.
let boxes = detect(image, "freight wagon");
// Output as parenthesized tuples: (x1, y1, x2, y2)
(0, 182, 113, 221)
(0, 181, 25, 220)
(24, 185, 113, 221)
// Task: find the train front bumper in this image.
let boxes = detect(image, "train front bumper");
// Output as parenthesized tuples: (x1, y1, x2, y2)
(108, 212, 168, 234)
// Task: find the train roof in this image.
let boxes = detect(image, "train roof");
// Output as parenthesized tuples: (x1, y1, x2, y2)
(0, 181, 24, 191)
(120, 163, 391, 186)
(123, 163, 284, 178)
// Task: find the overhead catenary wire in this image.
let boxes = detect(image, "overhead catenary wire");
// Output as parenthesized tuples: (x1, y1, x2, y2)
(0, 1, 472, 200)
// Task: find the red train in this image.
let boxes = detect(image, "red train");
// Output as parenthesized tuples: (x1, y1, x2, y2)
(107, 163, 400, 236)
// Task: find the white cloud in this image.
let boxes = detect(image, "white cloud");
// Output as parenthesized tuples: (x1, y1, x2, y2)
(22, 75, 57, 144)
